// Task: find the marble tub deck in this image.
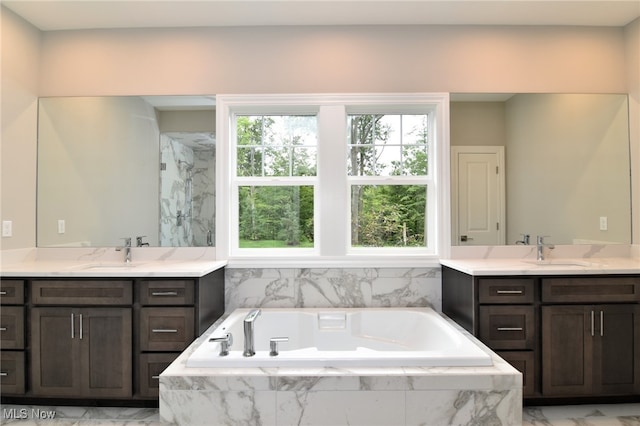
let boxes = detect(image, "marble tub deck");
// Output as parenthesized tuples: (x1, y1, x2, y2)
(159, 315, 523, 426)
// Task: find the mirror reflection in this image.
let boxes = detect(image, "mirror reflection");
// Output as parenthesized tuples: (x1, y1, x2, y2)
(450, 93, 631, 246)
(37, 96, 215, 247)
(37, 94, 631, 248)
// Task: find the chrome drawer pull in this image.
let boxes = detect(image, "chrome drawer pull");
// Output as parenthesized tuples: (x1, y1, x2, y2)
(0, 372, 8, 377)
(0, 291, 7, 295)
(151, 291, 179, 296)
(497, 327, 523, 331)
(0, 327, 7, 332)
(152, 329, 178, 333)
(152, 375, 160, 380)
(496, 290, 523, 294)
(71, 313, 75, 338)
(591, 310, 595, 337)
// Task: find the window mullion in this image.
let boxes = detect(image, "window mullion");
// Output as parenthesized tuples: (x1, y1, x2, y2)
(317, 105, 348, 257)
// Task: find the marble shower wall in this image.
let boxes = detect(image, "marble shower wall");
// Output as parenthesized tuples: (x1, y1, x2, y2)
(160, 133, 215, 247)
(225, 267, 442, 312)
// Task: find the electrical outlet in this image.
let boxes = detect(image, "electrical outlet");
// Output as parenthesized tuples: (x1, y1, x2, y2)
(2, 220, 12, 237)
(58, 219, 66, 234)
(599, 216, 608, 231)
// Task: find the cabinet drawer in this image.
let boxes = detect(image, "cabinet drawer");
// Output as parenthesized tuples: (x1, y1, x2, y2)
(0, 280, 24, 305)
(498, 351, 535, 397)
(32, 280, 133, 305)
(542, 277, 640, 303)
(138, 353, 176, 398)
(139, 280, 195, 306)
(0, 306, 24, 349)
(478, 278, 535, 304)
(479, 306, 535, 350)
(0, 351, 25, 395)
(140, 307, 195, 351)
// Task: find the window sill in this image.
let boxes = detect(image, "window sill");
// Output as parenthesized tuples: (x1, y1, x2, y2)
(225, 255, 442, 269)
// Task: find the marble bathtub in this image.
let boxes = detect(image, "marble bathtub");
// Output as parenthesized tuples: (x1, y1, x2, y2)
(160, 313, 522, 426)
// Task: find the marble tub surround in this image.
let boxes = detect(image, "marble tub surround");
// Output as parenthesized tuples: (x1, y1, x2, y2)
(160, 313, 522, 426)
(225, 267, 442, 311)
(0, 247, 226, 277)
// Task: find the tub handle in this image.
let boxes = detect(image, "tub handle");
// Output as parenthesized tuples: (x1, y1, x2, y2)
(269, 337, 289, 357)
(210, 333, 233, 356)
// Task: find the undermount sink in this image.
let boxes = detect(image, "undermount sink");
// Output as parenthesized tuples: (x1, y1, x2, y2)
(522, 259, 593, 267)
(80, 263, 146, 270)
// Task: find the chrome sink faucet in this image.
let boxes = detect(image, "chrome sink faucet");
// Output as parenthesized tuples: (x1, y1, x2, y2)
(536, 235, 555, 261)
(243, 309, 261, 357)
(116, 237, 132, 263)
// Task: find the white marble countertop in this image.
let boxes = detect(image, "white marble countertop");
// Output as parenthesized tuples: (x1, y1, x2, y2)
(0, 247, 227, 277)
(440, 257, 640, 276)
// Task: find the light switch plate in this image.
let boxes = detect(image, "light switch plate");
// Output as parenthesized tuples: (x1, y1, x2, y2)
(599, 216, 608, 231)
(2, 220, 12, 237)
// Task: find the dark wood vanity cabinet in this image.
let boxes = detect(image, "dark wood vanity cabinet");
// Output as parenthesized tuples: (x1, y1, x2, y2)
(29, 280, 134, 398)
(442, 267, 640, 401)
(136, 278, 208, 398)
(0, 268, 224, 405)
(541, 277, 640, 397)
(0, 279, 26, 395)
(31, 306, 133, 398)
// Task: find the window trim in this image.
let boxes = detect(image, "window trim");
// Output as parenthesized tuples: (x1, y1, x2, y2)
(216, 93, 451, 264)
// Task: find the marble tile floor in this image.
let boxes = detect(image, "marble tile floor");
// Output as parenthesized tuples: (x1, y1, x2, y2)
(0, 403, 639, 425)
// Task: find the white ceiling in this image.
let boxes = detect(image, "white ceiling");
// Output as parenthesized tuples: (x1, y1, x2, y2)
(3, 0, 639, 31)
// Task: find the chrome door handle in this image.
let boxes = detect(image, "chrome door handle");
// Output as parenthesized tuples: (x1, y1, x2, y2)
(600, 310, 604, 337)
(496, 327, 523, 331)
(496, 290, 523, 294)
(71, 313, 75, 339)
(0, 372, 7, 377)
(0, 291, 7, 295)
(152, 375, 160, 380)
(79, 314, 83, 340)
(152, 329, 178, 333)
(591, 310, 595, 337)
(0, 327, 7, 332)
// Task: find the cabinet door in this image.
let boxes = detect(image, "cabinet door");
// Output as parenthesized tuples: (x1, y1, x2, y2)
(593, 305, 640, 395)
(31, 307, 132, 398)
(31, 307, 82, 396)
(542, 305, 593, 396)
(80, 308, 132, 398)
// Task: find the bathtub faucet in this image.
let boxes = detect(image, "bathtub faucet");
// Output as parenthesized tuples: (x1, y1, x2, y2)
(243, 309, 261, 357)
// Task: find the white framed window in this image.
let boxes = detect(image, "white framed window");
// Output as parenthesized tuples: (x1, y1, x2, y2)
(216, 94, 450, 264)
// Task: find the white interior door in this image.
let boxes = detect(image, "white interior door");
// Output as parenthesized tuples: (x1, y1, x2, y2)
(451, 146, 505, 245)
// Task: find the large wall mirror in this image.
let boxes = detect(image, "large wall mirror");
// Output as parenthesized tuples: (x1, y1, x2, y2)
(450, 93, 631, 246)
(37, 95, 216, 247)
